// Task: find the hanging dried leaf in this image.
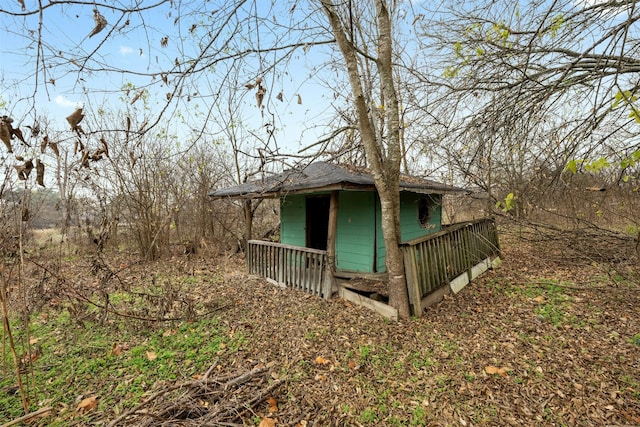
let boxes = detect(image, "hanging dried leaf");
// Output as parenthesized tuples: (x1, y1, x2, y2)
(130, 90, 144, 105)
(276, 92, 283, 102)
(15, 155, 24, 161)
(40, 136, 49, 154)
(49, 140, 60, 157)
(49, 78, 56, 86)
(88, 8, 108, 38)
(160, 73, 168, 85)
(36, 159, 45, 187)
(11, 126, 27, 145)
(0, 116, 12, 153)
(129, 151, 137, 167)
(22, 207, 29, 222)
(297, 94, 302, 104)
(189, 23, 197, 33)
(256, 84, 266, 109)
(245, 82, 256, 90)
(255, 76, 263, 86)
(24, 159, 34, 177)
(66, 108, 84, 131)
(26, 122, 40, 137)
(100, 137, 109, 157)
(160, 36, 169, 47)
(14, 165, 27, 180)
(80, 150, 90, 168)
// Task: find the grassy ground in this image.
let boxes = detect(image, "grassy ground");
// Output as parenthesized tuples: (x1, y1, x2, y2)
(1, 227, 639, 426)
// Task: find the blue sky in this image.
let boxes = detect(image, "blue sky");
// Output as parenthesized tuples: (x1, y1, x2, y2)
(0, 0, 342, 159)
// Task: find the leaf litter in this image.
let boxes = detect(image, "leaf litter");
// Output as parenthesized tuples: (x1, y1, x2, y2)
(3, 226, 640, 426)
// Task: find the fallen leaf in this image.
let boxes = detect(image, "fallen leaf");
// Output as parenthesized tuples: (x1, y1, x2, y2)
(267, 396, 278, 412)
(111, 342, 129, 356)
(348, 359, 356, 370)
(76, 396, 98, 413)
(532, 295, 545, 303)
(145, 351, 157, 361)
(315, 356, 330, 365)
(485, 366, 509, 378)
(258, 417, 276, 427)
(162, 329, 177, 337)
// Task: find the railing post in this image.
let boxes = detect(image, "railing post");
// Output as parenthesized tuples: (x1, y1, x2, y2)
(402, 246, 422, 317)
(464, 225, 473, 282)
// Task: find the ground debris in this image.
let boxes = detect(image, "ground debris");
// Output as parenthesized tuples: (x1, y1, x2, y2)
(108, 364, 282, 426)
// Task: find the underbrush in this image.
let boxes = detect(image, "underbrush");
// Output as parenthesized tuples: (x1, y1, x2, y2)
(0, 305, 240, 425)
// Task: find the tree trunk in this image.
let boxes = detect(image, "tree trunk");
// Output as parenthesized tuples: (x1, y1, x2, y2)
(321, 0, 411, 318)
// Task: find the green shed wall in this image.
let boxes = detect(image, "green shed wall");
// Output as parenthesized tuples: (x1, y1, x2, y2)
(279, 191, 444, 274)
(280, 195, 306, 247)
(335, 191, 376, 273)
(399, 192, 442, 241)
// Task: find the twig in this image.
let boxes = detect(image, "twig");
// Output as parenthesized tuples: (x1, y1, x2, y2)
(0, 406, 53, 427)
(108, 361, 219, 427)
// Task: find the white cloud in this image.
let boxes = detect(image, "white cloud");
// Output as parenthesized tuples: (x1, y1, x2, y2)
(54, 95, 80, 108)
(119, 45, 134, 55)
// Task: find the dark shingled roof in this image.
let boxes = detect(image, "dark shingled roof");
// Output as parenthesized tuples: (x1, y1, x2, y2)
(209, 161, 466, 199)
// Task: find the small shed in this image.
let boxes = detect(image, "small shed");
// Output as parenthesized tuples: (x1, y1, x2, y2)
(210, 161, 500, 318)
(210, 161, 463, 274)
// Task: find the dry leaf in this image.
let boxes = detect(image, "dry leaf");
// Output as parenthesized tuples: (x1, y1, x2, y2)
(532, 295, 545, 303)
(17, 0, 26, 11)
(315, 356, 330, 365)
(267, 396, 278, 413)
(256, 85, 266, 108)
(161, 36, 169, 47)
(0, 116, 13, 153)
(66, 108, 84, 131)
(36, 159, 45, 187)
(348, 359, 356, 370)
(130, 90, 144, 105)
(88, 8, 107, 38)
(76, 396, 98, 413)
(145, 351, 157, 361)
(276, 92, 283, 102)
(485, 366, 509, 378)
(111, 342, 129, 356)
(258, 417, 276, 427)
(162, 329, 177, 337)
(297, 94, 302, 104)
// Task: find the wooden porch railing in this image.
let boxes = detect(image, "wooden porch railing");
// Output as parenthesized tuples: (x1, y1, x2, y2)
(246, 240, 331, 299)
(401, 218, 500, 316)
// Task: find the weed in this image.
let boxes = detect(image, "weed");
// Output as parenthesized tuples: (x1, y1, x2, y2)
(359, 407, 378, 423)
(409, 405, 427, 426)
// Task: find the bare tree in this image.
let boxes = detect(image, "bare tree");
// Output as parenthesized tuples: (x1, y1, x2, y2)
(319, 0, 410, 318)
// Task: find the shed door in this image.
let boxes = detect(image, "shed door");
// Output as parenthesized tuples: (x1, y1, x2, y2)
(306, 195, 330, 250)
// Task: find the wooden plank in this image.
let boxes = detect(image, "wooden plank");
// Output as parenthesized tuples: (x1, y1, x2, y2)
(248, 239, 327, 255)
(339, 287, 398, 321)
(403, 247, 423, 317)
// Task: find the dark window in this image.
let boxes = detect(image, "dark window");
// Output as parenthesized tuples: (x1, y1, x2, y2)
(418, 197, 430, 228)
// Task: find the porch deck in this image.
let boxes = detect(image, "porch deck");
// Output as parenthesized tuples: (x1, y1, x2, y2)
(246, 218, 500, 317)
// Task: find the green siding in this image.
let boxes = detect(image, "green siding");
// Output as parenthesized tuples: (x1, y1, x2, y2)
(336, 191, 376, 273)
(279, 191, 443, 274)
(280, 195, 306, 247)
(375, 198, 386, 273)
(399, 192, 442, 242)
